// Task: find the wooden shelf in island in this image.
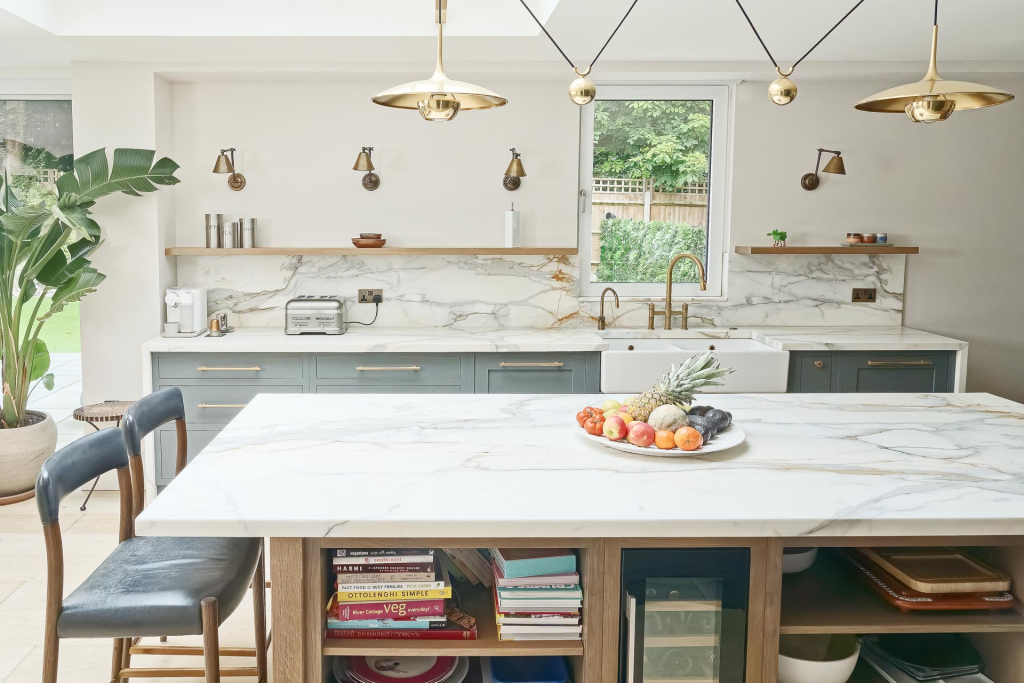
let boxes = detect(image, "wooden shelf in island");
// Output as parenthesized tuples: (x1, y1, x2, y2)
(780, 550, 1024, 635)
(735, 246, 919, 255)
(165, 247, 578, 257)
(322, 581, 584, 658)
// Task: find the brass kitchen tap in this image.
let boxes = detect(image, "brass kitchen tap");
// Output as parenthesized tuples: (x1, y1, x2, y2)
(597, 287, 619, 330)
(648, 253, 707, 330)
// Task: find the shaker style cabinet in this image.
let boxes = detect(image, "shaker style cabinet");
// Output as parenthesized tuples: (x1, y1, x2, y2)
(788, 351, 956, 393)
(474, 353, 600, 394)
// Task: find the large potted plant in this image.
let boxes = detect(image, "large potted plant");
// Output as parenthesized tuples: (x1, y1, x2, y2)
(0, 148, 179, 503)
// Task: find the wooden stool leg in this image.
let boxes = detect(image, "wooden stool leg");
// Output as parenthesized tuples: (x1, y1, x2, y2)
(119, 637, 132, 683)
(201, 598, 221, 683)
(110, 638, 124, 683)
(252, 543, 268, 683)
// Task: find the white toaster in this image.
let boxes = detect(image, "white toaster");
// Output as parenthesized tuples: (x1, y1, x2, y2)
(285, 295, 347, 335)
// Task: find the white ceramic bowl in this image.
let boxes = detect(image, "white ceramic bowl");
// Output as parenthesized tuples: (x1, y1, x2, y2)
(782, 547, 818, 574)
(778, 634, 860, 683)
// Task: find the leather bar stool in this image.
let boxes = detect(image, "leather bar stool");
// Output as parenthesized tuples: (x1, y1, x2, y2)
(36, 429, 263, 683)
(120, 387, 268, 680)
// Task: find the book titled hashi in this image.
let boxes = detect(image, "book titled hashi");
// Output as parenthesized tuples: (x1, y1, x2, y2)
(335, 599, 445, 621)
(335, 563, 436, 574)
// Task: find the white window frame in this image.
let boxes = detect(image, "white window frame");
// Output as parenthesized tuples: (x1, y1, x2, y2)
(578, 84, 733, 299)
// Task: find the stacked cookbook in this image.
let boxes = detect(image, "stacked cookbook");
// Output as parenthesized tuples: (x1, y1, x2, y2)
(327, 548, 477, 640)
(490, 548, 583, 641)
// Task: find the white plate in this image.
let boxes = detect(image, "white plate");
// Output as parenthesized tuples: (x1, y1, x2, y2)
(335, 658, 469, 683)
(574, 420, 745, 457)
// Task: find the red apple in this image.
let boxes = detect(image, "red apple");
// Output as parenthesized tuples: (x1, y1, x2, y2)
(603, 416, 628, 441)
(627, 421, 656, 448)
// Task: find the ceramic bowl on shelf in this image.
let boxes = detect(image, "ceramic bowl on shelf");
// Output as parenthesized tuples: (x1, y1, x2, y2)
(359, 233, 383, 239)
(782, 547, 818, 574)
(778, 634, 860, 683)
(352, 238, 387, 248)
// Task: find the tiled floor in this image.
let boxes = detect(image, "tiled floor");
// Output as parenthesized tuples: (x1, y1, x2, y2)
(0, 490, 271, 682)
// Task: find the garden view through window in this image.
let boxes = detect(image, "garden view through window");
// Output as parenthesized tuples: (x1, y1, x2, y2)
(580, 86, 730, 298)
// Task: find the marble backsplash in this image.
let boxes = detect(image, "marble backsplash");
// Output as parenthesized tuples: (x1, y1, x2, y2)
(176, 252, 904, 329)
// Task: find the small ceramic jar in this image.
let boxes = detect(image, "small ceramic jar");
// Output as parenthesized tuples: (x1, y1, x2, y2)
(862, 233, 877, 243)
(876, 232, 888, 243)
(846, 233, 863, 244)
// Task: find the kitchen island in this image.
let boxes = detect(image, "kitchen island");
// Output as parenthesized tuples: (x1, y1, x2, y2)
(137, 392, 1024, 683)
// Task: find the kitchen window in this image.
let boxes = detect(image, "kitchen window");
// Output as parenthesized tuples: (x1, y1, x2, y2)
(578, 85, 731, 298)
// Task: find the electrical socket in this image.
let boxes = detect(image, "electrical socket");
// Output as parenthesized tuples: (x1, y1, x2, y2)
(358, 289, 383, 304)
(852, 288, 877, 303)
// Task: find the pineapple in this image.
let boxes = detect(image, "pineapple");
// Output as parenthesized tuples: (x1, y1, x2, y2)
(628, 351, 733, 422)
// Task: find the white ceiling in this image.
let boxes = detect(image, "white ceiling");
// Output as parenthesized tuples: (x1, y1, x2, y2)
(0, 0, 1022, 71)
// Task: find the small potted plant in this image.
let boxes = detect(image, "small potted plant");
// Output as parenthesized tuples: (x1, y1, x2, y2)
(0, 148, 179, 504)
(767, 229, 788, 248)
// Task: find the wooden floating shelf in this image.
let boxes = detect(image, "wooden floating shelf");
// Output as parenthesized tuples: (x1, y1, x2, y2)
(780, 550, 1024, 635)
(165, 247, 578, 257)
(322, 583, 583, 658)
(735, 246, 919, 255)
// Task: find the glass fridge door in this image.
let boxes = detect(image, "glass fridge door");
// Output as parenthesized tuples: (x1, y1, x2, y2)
(621, 549, 749, 683)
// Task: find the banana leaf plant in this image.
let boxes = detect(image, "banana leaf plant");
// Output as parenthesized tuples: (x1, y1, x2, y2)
(0, 148, 179, 429)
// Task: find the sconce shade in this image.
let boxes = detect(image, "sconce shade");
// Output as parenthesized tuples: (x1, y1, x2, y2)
(353, 151, 375, 172)
(822, 154, 846, 175)
(505, 157, 526, 178)
(212, 152, 234, 174)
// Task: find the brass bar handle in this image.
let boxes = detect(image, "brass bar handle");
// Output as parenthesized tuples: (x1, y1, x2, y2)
(866, 360, 934, 367)
(198, 403, 247, 409)
(197, 366, 262, 372)
(499, 362, 564, 368)
(356, 366, 421, 371)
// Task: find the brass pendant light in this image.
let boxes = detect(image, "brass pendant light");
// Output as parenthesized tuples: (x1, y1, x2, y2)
(372, 0, 506, 122)
(735, 0, 865, 106)
(518, 0, 641, 106)
(855, 0, 1013, 122)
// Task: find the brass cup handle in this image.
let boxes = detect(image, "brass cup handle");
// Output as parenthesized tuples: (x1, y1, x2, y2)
(499, 362, 564, 368)
(866, 360, 933, 367)
(814, 360, 824, 368)
(356, 366, 420, 371)
(198, 403, 247, 409)
(197, 366, 262, 372)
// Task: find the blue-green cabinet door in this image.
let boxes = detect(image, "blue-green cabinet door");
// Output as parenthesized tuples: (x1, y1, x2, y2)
(839, 352, 954, 392)
(787, 353, 839, 392)
(475, 353, 592, 394)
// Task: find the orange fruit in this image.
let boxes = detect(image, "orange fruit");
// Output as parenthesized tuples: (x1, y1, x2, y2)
(654, 430, 676, 450)
(674, 427, 704, 451)
(618, 410, 635, 425)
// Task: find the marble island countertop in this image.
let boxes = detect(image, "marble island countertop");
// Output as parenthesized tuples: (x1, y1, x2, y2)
(137, 391, 1024, 540)
(141, 325, 966, 354)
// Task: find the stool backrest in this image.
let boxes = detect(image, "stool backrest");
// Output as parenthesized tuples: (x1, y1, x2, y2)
(36, 429, 135, 623)
(122, 387, 187, 518)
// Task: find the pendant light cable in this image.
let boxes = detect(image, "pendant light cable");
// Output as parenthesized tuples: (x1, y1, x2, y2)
(518, 0, 641, 72)
(735, 0, 866, 72)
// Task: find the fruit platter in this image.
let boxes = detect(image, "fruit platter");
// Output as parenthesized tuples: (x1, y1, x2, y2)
(573, 351, 745, 457)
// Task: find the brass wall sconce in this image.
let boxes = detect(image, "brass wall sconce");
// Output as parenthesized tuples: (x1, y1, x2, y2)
(503, 148, 526, 191)
(353, 147, 380, 191)
(212, 148, 245, 191)
(801, 148, 845, 191)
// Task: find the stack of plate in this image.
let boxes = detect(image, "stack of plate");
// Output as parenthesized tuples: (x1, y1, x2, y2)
(334, 656, 469, 683)
(861, 635, 991, 683)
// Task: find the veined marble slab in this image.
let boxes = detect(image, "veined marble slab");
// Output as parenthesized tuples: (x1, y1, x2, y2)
(136, 392, 1024, 540)
(177, 252, 905, 329)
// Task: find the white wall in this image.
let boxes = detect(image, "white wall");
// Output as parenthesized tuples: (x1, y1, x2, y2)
(170, 78, 579, 248)
(71, 63, 175, 404)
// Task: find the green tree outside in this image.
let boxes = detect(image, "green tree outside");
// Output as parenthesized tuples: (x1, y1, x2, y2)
(596, 219, 707, 284)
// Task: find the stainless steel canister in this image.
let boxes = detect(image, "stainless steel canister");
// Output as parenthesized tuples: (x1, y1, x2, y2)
(222, 221, 239, 249)
(240, 218, 257, 248)
(205, 213, 223, 248)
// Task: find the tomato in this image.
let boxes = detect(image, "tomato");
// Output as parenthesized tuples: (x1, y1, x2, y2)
(584, 417, 604, 435)
(576, 410, 590, 426)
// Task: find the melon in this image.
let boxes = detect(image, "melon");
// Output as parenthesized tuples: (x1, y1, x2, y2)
(647, 405, 689, 432)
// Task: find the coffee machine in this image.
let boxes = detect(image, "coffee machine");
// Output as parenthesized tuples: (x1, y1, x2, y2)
(164, 288, 208, 336)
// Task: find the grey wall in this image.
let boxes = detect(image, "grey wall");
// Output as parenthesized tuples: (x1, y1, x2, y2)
(729, 74, 1024, 402)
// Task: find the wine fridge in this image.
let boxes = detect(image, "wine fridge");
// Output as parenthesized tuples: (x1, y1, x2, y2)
(619, 548, 750, 683)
